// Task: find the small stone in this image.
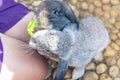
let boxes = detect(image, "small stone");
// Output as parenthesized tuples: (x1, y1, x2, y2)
(110, 34, 118, 40)
(102, 5, 111, 11)
(94, 0, 102, 7)
(53, 69, 56, 79)
(104, 47, 116, 57)
(86, 62, 96, 70)
(116, 16, 120, 21)
(94, 8, 102, 16)
(102, 0, 110, 4)
(118, 51, 120, 57)
(79, 0, 84, 2)
(108, 17, 116, 24)
(100, 16, 106, 22)
(71, 0, 77, 5)
(48, 60, 57, 68)
(86, 0, 94, 3)
(103, 12, 110, 19)
(26, 0, 33, 5)
(99, 74, 112, 80)
(110, 0, 119, 5)
(70, 5, 79, 18)
(94, 53, 104, 62)
(76, 3, 81, 10)
(96, 63, 107, 74)
(32, 1, 41, 7)
(117, 33, 120, 38)
(88, 4, 95, 13)
(111, 43, 119, 51)
(115, 22, 120, 29)
(117, 58, 120, 68)
(114, 78, 120, 80)
(79, 11, 90, 18)
(110, 10, 118, 17)
(115, 39, 120, 46)
(65, 68, 72, 79)
(83, 71, 99, 80)
(105, 22, 113, 29)
(105, 57, 116, 65)
(111, 28, 119, 34)
(81, 2, 89, 10)
(109, 66, 119, 77)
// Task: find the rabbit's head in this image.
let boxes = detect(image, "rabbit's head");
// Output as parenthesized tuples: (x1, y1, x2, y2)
(29, 29, 74, 59)
(35, 0, 78, 31)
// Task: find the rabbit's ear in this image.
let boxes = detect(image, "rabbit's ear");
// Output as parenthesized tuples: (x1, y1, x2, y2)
(60, 2, 78, 23)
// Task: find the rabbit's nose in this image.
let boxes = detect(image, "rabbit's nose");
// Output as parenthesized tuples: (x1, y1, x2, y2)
(29, 38, 37, 49)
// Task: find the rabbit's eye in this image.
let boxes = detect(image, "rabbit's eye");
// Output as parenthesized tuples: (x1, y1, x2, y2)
(52, 10, 63, 15)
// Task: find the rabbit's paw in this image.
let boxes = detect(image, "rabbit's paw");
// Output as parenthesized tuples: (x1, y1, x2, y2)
(72, 67, 85, 79)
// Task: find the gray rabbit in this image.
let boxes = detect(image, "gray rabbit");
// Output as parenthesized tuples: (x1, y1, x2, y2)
(29, 0, 109, 80)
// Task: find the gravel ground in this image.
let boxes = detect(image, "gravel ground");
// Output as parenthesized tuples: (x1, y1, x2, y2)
(16, 0, 120, 80)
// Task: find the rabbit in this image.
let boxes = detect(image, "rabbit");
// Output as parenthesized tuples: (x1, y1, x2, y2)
(29, 15, 109, 79)
(31, 0, 79, 79)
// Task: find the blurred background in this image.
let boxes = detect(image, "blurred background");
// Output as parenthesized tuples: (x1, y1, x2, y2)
(16, 0, 120, 80)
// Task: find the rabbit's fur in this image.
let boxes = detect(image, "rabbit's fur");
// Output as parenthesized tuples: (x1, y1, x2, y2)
(29, 0, 109, 79)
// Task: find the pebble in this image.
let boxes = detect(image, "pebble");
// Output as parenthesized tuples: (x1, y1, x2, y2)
(94, 8, 103, 16)
(32, 1, 41, 7)
(86, 0, 94, 3)
(117, 32, 120, 38)
(104, 22, 113, 29)
(96, 63, 107, 74)
(104, 47, 116, 56)
(48, 60, 57, 68)
(115, 22, 120, 29)
(26, 0, 33, 5)
(111, 28, 119, 34)
(105, 57, 116, 65)
(109, 66, 119, 77)
(65, 68, 72, 79)
(102, 0, 110, 4)
(88, 4, 95, 13)
(111, 43, 119, 51)
(108, 17, 116, 24)
(103, 12, 110, 19)
(114, 78, 120, 80)
(115, 39, 120, 46)
(94, 0, 102, 8)
(116, 58, 120, 68)
(118, 51, 120, 57)
(53, 69, 56, 79)
(86, 62, 96, 70)
(94, 53, 104, 62)
(79, 11, 90, 18)
(76, 3, 81, 10)
(110, 34, 118, 41)
(71, 0, 77, 5)
(83, 71, 99, 80)
(110, 10, 118, 17)
(102, 4, 111, 11)
(117, 18, 120, 23)
(99, 73, 112, 80)
(116, 16, 120, 21)
(110, 0, 119, 5)
(81, 2, 89, 10)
